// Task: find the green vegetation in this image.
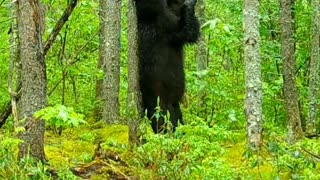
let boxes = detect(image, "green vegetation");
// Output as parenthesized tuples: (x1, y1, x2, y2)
(1, 122, 320, 179)
(34, 105, 87, 134)
(0, 0, 319, 179)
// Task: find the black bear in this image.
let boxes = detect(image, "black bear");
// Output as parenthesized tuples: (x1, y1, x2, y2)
(135, 0, 200, 133)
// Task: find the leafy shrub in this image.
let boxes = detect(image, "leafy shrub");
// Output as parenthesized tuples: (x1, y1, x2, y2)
(267, 140, 320, 180)
(0, 135, 50, 179)
(34, 104, 86, 134)
(129, 122, 235, 179)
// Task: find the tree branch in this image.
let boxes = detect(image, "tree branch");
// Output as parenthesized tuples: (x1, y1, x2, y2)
(0, 101, 13, 128)
(302, 148, 320, 161)
(43, 0, 78, 56)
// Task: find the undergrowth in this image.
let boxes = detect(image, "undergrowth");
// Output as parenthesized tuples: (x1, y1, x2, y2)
(1, 119, 320, 179)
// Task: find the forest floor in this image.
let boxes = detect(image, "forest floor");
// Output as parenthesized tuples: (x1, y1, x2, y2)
(45, 122, 130, 179)
(44, 122, 319, 179)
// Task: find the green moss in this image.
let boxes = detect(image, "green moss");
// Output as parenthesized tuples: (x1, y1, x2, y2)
(94, 125, 128, 144)
(44, 125, 319, 179)
(45, 124, 128, 169)
(223, 142, 274, 179)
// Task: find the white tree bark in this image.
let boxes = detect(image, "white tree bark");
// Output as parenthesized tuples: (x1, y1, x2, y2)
(243, 0, 263, 150)
(8, 1, 19, 129)
(196, 0, 207, 71)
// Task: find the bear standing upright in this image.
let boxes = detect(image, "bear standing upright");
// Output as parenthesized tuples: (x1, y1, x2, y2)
(135, 0, 200, 133)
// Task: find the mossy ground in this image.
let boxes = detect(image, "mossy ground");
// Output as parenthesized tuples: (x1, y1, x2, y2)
(223, 142, 275, 179)
(45, 123, 245, 179)
(44, 123, 297, 179)
(45, 123, 128, 176)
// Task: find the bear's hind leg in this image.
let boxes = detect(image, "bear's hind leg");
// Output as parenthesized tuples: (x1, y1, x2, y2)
(168, 103, 183, 132)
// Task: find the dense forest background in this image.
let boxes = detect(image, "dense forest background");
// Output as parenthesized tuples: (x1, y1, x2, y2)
(0, 0, 319, 179)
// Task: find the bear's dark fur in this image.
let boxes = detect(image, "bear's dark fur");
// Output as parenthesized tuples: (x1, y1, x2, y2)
(135, 0, 200, 133)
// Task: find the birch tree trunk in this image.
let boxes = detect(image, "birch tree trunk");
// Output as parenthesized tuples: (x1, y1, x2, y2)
(243, 0, 263, 150)
(306, 0, 320, 136)
(196, 0, 207, 71)
(17, 0, 47, 162)
(8, 1, 19, 130)
(127, 0, 143, 146)
(99, 0, 121, 124)
(280, 0, 304, 144)
(195, 0, 207, 117)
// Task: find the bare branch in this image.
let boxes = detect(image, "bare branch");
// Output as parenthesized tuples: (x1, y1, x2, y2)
(43, 0, 78, 56)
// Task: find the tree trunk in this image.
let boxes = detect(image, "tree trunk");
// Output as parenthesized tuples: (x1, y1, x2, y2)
(0, 0, 77, 128)
(99, 0, 121, 124)
(280, 0, 304, 144)
(43, 0, 78, 56)
(127, 0, 143, 146)
(243, 0, 263, 150)
(195, 0, 208, 118)
(95, 54, 104, 121)
(8, 1, 19, 130)
(195, 0, 207, 71)
(306, 0, 319, 135)
(17, 0, 47, 162)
